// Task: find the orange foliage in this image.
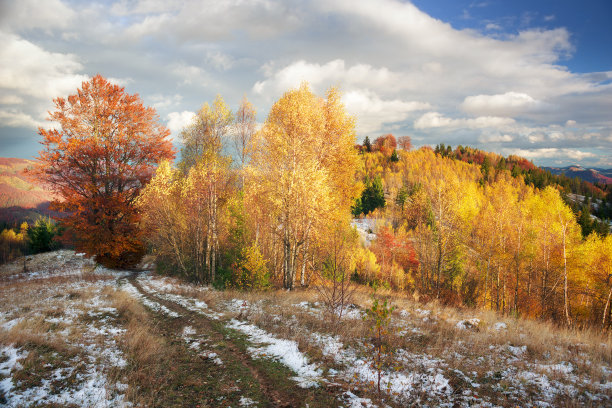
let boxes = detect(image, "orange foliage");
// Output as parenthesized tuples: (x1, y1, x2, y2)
(397, 135, 412, 151)
(29, 75, 175, 267)
(373, 134, 397, 156)
(370, 225, 419, 290)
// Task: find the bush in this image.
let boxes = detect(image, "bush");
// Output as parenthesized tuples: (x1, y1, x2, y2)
(28, 217, 60, 254)
(230, 243, 270, 291)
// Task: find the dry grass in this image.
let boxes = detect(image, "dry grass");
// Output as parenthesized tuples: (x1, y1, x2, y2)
(123, 272, 612, 406)
(145, 278, 612, 370)
(110, 289, 165, 367)
(107, 287, 173, 406)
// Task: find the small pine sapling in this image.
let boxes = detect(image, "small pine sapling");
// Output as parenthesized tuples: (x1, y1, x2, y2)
(362, 295, 395, 395)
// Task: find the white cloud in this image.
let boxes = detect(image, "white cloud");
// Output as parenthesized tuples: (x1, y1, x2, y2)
(0, 0, 610, 166)
(343, 90, 430, 134)
(507, 148, 597, 161)
(253, 59, 399, 97)
(527, 133, 545, 143)
(206, 51, 235, 71)
(252, 59, 430, 134)
(479, 134, 514, 143)
(414, 112, 515, 129)
(0, 95, 24, 105)
(172, 63, 209, 86)
(0, 32, 87, 130)
(461, 92, 541, 116)
(148, 94, 183, 111)
(0, 33, 87, 101)
(0, 0, 75, 32)
(167, 111, 196, 140)
(0, 110, 46, 129)
(117, 0, 304, 42)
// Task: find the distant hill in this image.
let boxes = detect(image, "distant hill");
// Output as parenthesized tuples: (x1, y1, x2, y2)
(0, 158, 57, 224)
(543, 165, 612, 185)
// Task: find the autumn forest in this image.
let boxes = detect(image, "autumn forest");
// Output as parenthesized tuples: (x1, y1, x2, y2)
(6, 75, 612, 330)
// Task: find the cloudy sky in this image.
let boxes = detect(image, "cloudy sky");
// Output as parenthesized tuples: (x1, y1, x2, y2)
(1, 0, 611, 167)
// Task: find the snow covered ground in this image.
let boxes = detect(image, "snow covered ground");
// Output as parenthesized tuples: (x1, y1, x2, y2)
(352, 218, 378, 246)
(134, 272, 612, 407)
(0, 251, 131, 407)
(2, 251, 610, 407)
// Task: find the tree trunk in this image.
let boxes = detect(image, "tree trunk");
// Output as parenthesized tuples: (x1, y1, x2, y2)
(603, 285, 612, 328)
(300, 240, 309, 286)
(562, 224, 571, 326)
(211, 189, 218, 284)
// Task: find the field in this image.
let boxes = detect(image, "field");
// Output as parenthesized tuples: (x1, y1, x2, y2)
(0, 251, 610, 407)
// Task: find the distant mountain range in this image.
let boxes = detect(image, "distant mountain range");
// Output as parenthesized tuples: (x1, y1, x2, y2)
(0, 158, 56, 224)
(543, 166, 612, 185)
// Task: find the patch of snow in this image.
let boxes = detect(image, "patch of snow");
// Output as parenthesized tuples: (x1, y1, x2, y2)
(0, 345, 28, 396)
(351, 218, 377, 246)
(138, 273, 210, 294)
(493, 322, 507, 331)
(415, 309, 431, 317)
(536, 362, 573, 375)
(227, 319, 323, 388)
(456, 318, 480, 330)
(227, 299, 251, 314)
(5, 364, 130, 407)
(1, 318, 22, 331)
(310, 332, 452, 403)
(121, 280, 180, 318)
(136, 275, 221, 320)
(341, 390, 377, 407)
(508, 345, 527, 357)
(239, 396, 258, 407)
(199, 351, 223, 366)
(158, 292, 220, 319)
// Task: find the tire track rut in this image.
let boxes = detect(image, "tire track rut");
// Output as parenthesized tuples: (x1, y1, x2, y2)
(127, 275, 334, 408)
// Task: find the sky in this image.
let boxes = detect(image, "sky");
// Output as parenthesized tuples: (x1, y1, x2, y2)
(0, 0, 611, 168)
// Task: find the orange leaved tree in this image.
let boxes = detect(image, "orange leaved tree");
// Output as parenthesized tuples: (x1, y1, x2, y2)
(30, 75, 175, 268)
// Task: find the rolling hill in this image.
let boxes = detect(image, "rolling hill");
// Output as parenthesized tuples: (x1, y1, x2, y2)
(0, 158, 56, 224)
(544, 165, 612, 185)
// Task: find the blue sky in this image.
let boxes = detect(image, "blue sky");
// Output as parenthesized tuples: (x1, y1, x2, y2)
(0, 0, 611, 167)
(413, 0, 612, 73)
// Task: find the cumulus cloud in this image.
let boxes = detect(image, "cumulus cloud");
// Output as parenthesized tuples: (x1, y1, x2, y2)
(253, 59, 399, 97)
(0, 32, 87, 129)
(0, 95, 24, 105)
(166, 111, 195, 140)
(506, 148, 597, 161)
(118, 0, 304, 42)
(414, 112, 515, 130)
(479, 134, 514, 143)
(148, 94, 183, 111)
(343, 90, 430, 134)
(461, 92, 542, 116)
(0, 110, 46, 129)
(0, 33, 87, 101)
(253, 60, 430, 134)
(206, 51, 235, 71)
(0, 0, 75, 32)
(0, 0, 610, 166)
(172, 63, 209, 86)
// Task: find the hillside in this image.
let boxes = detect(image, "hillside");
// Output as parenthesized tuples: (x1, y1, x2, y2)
(0, 158, 56, 224)
(0, 251, 610, 407)
(544, 166, 612, 185)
